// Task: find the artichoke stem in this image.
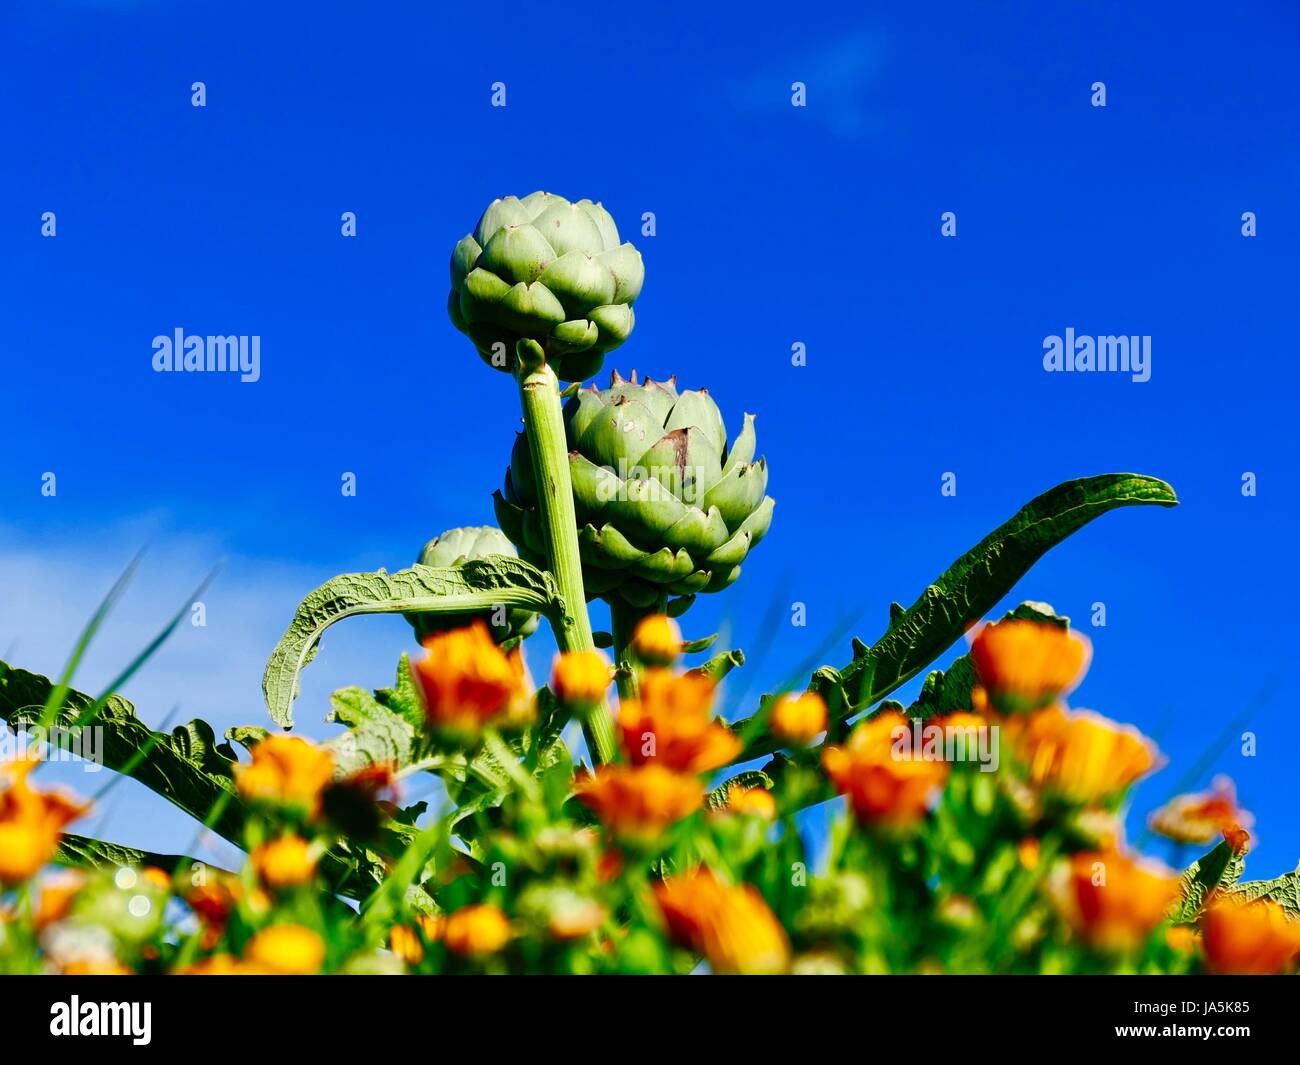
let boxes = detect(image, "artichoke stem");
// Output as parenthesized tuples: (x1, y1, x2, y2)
(516, 360, 618, 765)
(609, 595, 664, 703)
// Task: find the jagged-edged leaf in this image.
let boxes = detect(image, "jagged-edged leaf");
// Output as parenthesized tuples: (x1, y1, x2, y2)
(262, 557, 564, 728)
(1230, 865, 1300, 916)
(0, 661, 245, 843)
(57, 832, 215, 876)
(707, 770, 774, 810)
(1170, 839, 1246, 924)
(324, 687, 416, 775)
(730, 474, 1176, 761)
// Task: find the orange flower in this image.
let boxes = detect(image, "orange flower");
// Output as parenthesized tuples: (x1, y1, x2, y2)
(575, 764, 703, 842)
(250, 834, 316, 889)
(444, 904, 512, 956)
(1148, 776, 1253, 847)
(234, 735, 335, 817)
(550, 649, 611, 706)
(630, 614, 682, 665)
(969, 618, 1090, 712)
(34, 871, 85, 930)
(618, 668, 741, 772)
(655, 869, 790, 975)
(821, 712, 949, 827)
(769, 691, 828, 745)
(1017, 838, 1041, 871)
(243, 924, 325, 974)
(1059, 850, 1178, 953)
(1201, 897, 1300, 974)
(176, 953, 263, 976)
(1006, 705, 1159, 804)
(720, 783, 777, 819)
(411, 621, 527, 739)
(0, 757, 88, 886)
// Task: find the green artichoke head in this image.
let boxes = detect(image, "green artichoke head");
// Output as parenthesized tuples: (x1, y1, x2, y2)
(449, 192, 645, 382)
(406, 525, 540, 643)
(494, 371, 774, 609)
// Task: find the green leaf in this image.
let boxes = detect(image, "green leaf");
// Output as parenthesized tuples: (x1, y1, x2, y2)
(1171, 839, 1245, 923)
(1230, 864, 1300, 916)
(262, 557, 564, 728)
(680, 633, 719, 654)
(323, 687, 416, 775)
(689, 649, 745, 683)
(56, 832, 219, 877)
(707, 770, 774, 810)
(730, 474, 1176, 760)
(0, 660, 246, 844)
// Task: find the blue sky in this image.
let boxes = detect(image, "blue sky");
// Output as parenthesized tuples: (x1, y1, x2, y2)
(2, 0, 1298, 876)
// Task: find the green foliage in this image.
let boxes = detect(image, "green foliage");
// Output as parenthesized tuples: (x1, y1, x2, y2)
(262, 556, 563, 727)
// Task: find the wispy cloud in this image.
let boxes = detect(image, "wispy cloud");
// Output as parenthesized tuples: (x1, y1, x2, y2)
(729, 28, 889, 139)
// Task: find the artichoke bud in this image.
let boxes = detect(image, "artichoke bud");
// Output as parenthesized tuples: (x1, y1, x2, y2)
(450, 192, 642, 380)
(405, 525, 539, 643)
(499, 371, 775, 609)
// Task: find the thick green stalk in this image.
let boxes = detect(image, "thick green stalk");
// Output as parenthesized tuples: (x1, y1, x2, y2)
(515, 361, 617, 765)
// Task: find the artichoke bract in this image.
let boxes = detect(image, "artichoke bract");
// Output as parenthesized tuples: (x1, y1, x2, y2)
(406, 526, 540, 643)
(495, 372, 774, 608)
(448, 192, 645, 382)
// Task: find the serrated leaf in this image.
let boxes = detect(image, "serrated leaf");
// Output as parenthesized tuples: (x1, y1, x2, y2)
(56, 832, 216, 876)
(324, 686, 416, 775)
(730, 474, 1176, 761)
(1229, 865, 1300, 916)
(1170, 840, 1246, 924)
(262, 557, 564, 728)
(0, 660, 246, 843)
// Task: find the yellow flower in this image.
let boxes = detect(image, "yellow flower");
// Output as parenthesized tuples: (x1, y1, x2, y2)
(550, 649, 611, 706)
(1165, 925, 1199, 954)
(444, 904, 512, 957)
(1006, 705, 1159, 804)
(176, 953, 263, 976)
(575, 764, 703, 841)
(1017, 837, 1041, 871)
(0, 757, 88, 886)
(969, 618, 1090, 712)
(411, 621, 527, 739)
(630, 614, 682, 665)
(1059, 850, 1178, 953)
(34, 871, 85, 930)
(655, 868, 790, 975)
(244, 924, 326, 974)
(769, 691, 828, 745)
(721, 784, 777, 819)
(250, 834, 317, 889)
(617, 668, 741, 773)
(821, 712, 949, 827)
(390, 914, 445, 964)
(1201, 897, 1300, 974)
(234, 735, 334, 818)
(1148, 775, 1253, 846)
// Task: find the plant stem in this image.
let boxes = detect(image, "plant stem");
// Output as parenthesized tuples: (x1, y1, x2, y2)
(515, 361, 617, 765)
(609, 595, 662, 703)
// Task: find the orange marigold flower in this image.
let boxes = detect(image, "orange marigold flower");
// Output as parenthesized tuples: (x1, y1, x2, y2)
(1017, 837, 1041, 871)
(176, 953, 253, 976)
(969, 618, 1090, 713)
(34, 871, 85, 930)
(1201, 897, 1300, 974)
(1005, 705, 1159, 804)
(769, 691, 828, 745)
(243, 924, 326, 974)
(575, 764, 703, 842)
(411, 621, 527, 739)
(551, 649, 611, 706)
(655, 868, 790, 975)
(444, 904, 512, 957)
(234, 735, 335, 818)
(618, 668, 741, 772)
(821, 712, 949, 827)
(391, 913, 445, 964)
(1165, 925, 1199, 954)
(1059, 850, 1178, 953)
(630, 614, 682, 665)
(1148, 775, 1253, 847)
(720, 784, 777, 819)
(250, 834, 316, 889)
(0, 757, 88, 886)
